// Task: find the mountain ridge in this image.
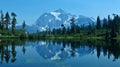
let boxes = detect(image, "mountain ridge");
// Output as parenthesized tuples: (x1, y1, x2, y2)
(17, 9, 95, 33)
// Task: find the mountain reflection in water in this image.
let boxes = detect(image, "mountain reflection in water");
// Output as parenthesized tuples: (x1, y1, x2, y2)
(0, 39, 120, 66)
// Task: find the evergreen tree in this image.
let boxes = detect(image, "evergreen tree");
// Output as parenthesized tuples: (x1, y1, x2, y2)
(22, 20, 26, 30)
(96, 16, 101, 29)
(103, 18, 108, 29)
(11, 12, 16, 17)
(0, 11, 2, 29)
(61, 24, 66, 34)
(113, 15, 120, 33)
(88, 22, 92, 35)
(0, 11, 4, 31)
(70, 17, 76, 33)
(105, 30, 109, 40)
(66, 27, 70, 34)
(110, 15, 116, 38)
(91, 22, 96, 35)
(52, 28, 56, 34)
(4, 12, 10, 30)
(55, 28, 62, 34)
(108, 15, 112, 29)
(11, 12, 17, 35)
(81, 24, 85, 30)
(76, 25, 80, 33)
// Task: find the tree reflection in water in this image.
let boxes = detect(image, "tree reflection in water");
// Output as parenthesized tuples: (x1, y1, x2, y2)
(38, 39, 120, 61)
(0, 39, 120, 64)
(0, 39, 26, 63)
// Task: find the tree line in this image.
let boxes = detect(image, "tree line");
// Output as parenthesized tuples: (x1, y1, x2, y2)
(37, 14, 120, 39)
(0, 11, 26, 36)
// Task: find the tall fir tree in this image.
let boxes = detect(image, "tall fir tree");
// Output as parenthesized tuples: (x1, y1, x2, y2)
(108, 15, 112, 29)
(4, 12, 10, 30)
(70, 17, 76, 33)
(61, 24, 66, 34)
(96, 16, 101, 29)
(11, 12, 17, 35)
(103, 18, 108, 29)
(0, 11, 4, 31)
(22, 20, 26, 30)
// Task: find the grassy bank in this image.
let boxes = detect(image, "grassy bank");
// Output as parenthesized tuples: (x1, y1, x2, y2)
(0, 36, 19, 39)
(28, 33, 104, 40)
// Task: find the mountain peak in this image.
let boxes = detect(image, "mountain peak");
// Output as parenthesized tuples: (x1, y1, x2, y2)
(55, 9, 65, 13)
(35, 9, 95, 32)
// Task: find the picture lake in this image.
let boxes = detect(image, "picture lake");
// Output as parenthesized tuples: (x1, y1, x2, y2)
(0, 39, 120, 67)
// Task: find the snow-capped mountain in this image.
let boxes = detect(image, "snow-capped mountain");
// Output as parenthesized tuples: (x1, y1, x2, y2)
(36, 9, 95, 31)
(36, 9, 73, 30)
(16, 9, 95, 33)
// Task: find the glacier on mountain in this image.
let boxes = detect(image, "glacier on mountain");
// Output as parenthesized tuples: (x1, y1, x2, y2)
(50, 12, 61, 21)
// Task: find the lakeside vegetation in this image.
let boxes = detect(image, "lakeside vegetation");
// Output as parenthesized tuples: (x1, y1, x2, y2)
(29, 14, 120, 40)
(0, 11, 27, 39)
(1, 10, 120, 41)
(1, 11, 120, 63)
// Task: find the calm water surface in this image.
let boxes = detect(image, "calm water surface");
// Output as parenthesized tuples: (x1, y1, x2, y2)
(0, 39, 120, 67)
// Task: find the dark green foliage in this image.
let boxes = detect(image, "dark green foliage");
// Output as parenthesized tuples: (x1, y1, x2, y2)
(70, 17, 76, 33)
(75, 25, 81, 33)
(11, 16, 17, 35)
(11, 12, 17, 35)
(105, 31, 109, 40)
(11, 12, 17, 34)
(0, 11, 4, 31)
(11, 12, 17, 17)
(61, 24, 66, 34)
(113, 15, 120, 33)
(66, 27, 70, 34)
(35, 14, 120, 40)
(1, 11, 120, 40)
(52, 28, 56, 34)
(87, 22, 94, 35)
(0, 11, 27, 38)
(96, 16, 101, 29)
(22, 20, 26, 30)
(108, 15, 112, 29)
(103, 18, 108, 29)
(4, 12, 10, 30)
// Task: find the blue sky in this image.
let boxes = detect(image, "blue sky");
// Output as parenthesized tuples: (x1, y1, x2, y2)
(0, 0, 120, 25)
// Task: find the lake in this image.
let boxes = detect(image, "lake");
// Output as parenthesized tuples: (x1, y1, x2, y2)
(0, 39, 120, 67)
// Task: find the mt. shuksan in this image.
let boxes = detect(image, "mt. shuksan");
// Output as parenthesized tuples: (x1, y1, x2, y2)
(36, 9, 73, 31)
(17, 9, 95, 33)
(36, 9, 95, 31)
